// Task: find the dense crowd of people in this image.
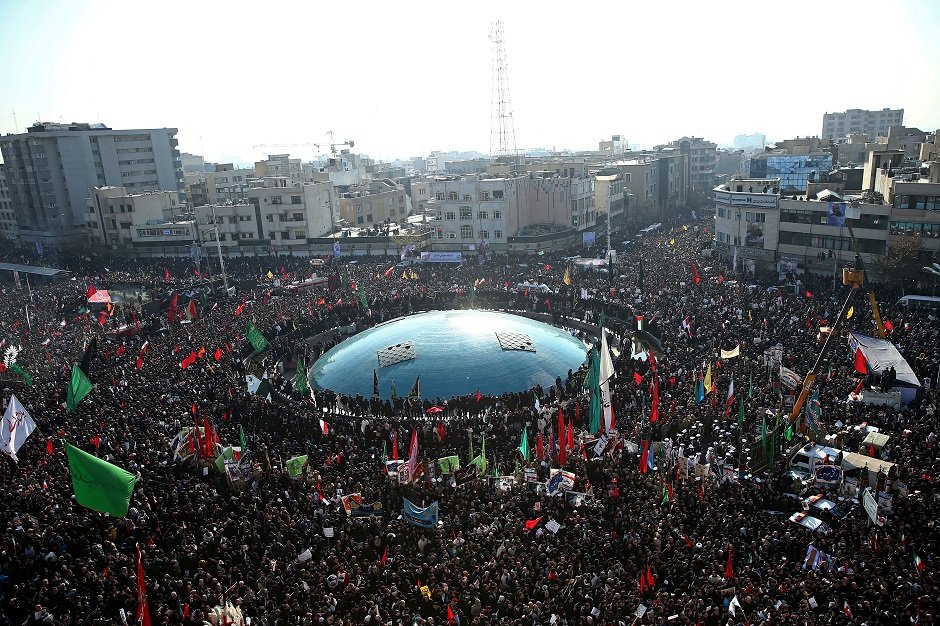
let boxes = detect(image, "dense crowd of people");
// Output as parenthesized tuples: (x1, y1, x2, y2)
(0, 214, 938, 626)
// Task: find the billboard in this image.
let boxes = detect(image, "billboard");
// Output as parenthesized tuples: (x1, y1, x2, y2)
(582, 232, 596, 247)
(419, 252, 462, 263)
(827, 202, 846, 227)
(714, 190, 778, 208)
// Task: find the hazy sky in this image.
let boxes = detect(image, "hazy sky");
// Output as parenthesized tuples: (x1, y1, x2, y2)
(1, 0, 939, 163)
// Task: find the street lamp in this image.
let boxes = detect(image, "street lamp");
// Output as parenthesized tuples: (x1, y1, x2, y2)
(594, 168, 621, 267)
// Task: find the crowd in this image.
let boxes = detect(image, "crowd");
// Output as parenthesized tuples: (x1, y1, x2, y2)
(0, 214, 938, 626)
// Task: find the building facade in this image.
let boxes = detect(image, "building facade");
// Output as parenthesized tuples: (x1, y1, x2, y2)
(599, 135, 628, 156)
(672, 137, 717, 196)
(0, 122, 182, 248)
(245, 178, 338, 252)
(0, 165, 17, 241)
(85, 187, 182, 249)
(822, 108, 904, 142)
(750, 153, 834, 194)
(337, 180, 408, 229)
(426, 176, 528, 252)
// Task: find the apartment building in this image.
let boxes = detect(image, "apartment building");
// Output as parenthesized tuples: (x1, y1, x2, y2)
(0, 165, 17, 241)
(337, 180, 407, 229)
(0, 122, 182, 248)
(822, 108, 904, 142)
(85, 187, 182, 249)
(426, 176, 527, 252)
(672, 136, 717, 195)
(254, 154, 315, 185)
(245, 178, 338, 253)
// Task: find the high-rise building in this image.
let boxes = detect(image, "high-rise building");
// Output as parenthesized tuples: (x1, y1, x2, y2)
(821, 108, 904, 142)
(0, 122, 182, 248)
(672, 137, 717, 195)
(0, 165, 18, 241)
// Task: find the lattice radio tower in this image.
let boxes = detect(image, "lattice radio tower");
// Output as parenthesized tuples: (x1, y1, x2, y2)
(489, 21, 517, 157)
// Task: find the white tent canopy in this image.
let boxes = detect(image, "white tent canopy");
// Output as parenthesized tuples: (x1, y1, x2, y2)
(848, 332, 920, 388)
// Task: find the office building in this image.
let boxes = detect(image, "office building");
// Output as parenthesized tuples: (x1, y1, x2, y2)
(821, 108, 904, 142)
(750, 153, 834, 194)
(0, 165, 17, 241)
(0, 122, 182, 248)
(337, 180, 408, 229)
(671, 137, 717, 195)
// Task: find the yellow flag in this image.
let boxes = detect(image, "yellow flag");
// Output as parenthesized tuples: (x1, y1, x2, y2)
(847, 306, 854, 319)
(402, 271, 408, 279)
(409, 270, 417, 279)
(670, 238, 676, 246)
(420, 585, 431, 599)
(563, 268, 572, 286)
(266, 271, 274, 279)
(748, 310, 752, 322)
(704, 363, 712, 393)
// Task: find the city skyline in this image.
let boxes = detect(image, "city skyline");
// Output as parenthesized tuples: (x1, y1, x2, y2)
(1, 0, 939, 164)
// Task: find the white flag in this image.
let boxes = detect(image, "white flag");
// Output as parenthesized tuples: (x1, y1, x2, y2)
(599, 330, 616, 431)
(0, 394, 37, 462)
(729, 595, 743, 617)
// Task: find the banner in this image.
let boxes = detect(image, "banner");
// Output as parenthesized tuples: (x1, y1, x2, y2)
(341, 493, 364, 515)
(547, 469, 576, 496)
(453, 464, 477, 486)
(779, 365, 802, 390)
(349, 499, 385, 517)
(435, 455, 460, 474)
(720, 345, 740, 359)
(286, 455, 308, 477)
(419, 251, 462, 263)
(403, 498, 439, 528)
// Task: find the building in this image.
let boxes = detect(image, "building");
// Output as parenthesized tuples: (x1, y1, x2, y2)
(0, 165, 17, 241)
(921, 130, 939, 162)
(254, 154, 314, 185)
(337, 180, 408, 229)
(604, 159, 655, 226)
(85, 187, 183, 249)
(245, 178, 338, 253)
(715, 149, 747, 180)
(426, 176, 528, 252)
(733, 133, 766, 152)
(821, 108, 904, 142)
(672, 137, 717, 196)
(204, 164, 254, 204)
(180, 153, 206, 174)
(0, 122, 182, 249)
(599, 135, 629, 156)
(750, 153, 834, 195)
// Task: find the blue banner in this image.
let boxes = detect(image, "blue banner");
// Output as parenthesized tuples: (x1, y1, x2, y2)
(403, 498, 439, 528)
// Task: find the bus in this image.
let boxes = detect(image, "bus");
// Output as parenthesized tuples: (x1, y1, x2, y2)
(896, 295, 940, 309)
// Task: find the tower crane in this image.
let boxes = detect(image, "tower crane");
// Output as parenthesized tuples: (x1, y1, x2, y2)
(253, 133, 355, 156)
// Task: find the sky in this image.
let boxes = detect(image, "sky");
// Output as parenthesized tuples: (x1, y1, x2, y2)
(1, 0, 939, 164)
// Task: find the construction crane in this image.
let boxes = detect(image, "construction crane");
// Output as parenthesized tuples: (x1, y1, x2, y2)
(790, 202, 885, 426)
(253, 133, 354, 156)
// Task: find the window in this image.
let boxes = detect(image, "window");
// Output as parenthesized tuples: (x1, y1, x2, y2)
(745, 211, 765, 223)
(446, 231, 457, 239)
(444, 211, 456, 220)
(435, 192, 445, 201)
(459, 206, 472, 220)
(492, 190, 504, 199)
(463, 194, 472, 201)
(493, 210, 502, 219)
(270, 196, 283, 204)
(356, 204, 362, 214)
(366, 214, 373, 222)
(479, 230, 489, 239)
(460, 225, 473, 238)
(478, 211, 488, 219)
(265, 215, 273, 222)
(448, 192, 459, 201)
(494, 229, 503, 239)
(295, 229, 306, 239)
(291, 195, 302, 204)
(480, 191, 490, 201)
(293, 212, 303, 221)
(357, 216, 364, 224)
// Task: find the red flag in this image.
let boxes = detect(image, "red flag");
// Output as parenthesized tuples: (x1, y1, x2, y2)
(384, 266, 395, 277)
(476, 388, 482, 402)
(203, 417, 213, 458)
(164, 268, 171, 281)
(381, 546, 388, 567)
(46, 438, 54, 455)
(681, 533, 693, 548)
(650, 380, 659, 423)
(725, 550, 734, 580)
(690, 261, 701, 285)
(524, 516, 542, 531)
(639, 440, 649, 473)
(567, 420, 574, 451)
(136, 546, 152, 626)
(97, 311, 108, 327)
(234, 302, 246, 318)
(854, 348, 868, 374)
(214, 347, 223, 361)
(136, 356, 144, 369)
(391, 432, 398, 460)
(633, 371, 643, 385)
(447, 605, 456, 625)
(536, 431, 544, 460)
(168, 293, 179, 322)
(646, 564, 656, 589)
(557, 409, 567, 466)
(853, 378, 865, 394)
(805, 290, 814, 299)
(90, 435, 101, 448)
(320, 419, 329, 436)
(883, 319, 894, 332)
(639, 571, 647, 593)
(87, 284, 97, 298)
(436, 421, 446, 442)
(187, 300, 198, 319)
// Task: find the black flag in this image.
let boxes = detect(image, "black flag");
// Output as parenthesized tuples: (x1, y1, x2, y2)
(79, 335, 98, 378)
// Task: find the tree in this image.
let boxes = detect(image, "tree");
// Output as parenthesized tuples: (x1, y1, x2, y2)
(875, 233, 923, 286)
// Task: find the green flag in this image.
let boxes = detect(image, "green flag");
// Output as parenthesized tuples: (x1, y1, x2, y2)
(239, 424, 247, 451)
(66, 363, 92, 413)
(247, 323, 269, 353)
(436, 455, 460, 473)
(359, 283, 369, 309)
(582, 347, 601, 434)
(761, 411, 767, 451)
(737, 396, 745, 429)
(286, 455, 308, 477)
(295, 356, 309, 394)
(468, 430, 474, 464)
(661, 484, 670, 505)
(784, 422, 794, 442)
(519, 425, 530, 461)
(215, 446, 235, 473)
(9, 362, 33, 386)
(748, 370, 753, 399)
(65, 442, 137, 517)
(481, 435, 487, 474)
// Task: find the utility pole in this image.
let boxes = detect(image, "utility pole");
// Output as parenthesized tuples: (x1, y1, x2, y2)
(210, 205, 229, 295)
